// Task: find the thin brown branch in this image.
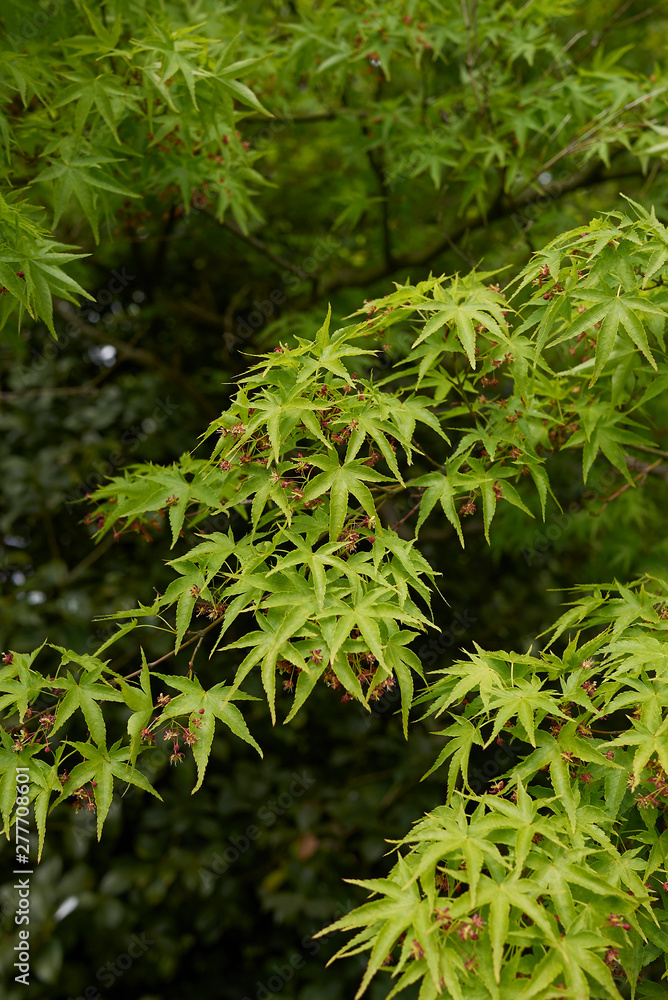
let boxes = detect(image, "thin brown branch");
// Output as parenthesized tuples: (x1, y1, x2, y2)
(242, 109, 367, 126)
(594, 459, 661, 516)
(625, 456, 668, 481)
(322, 160, 637, 295)
(624, 441, 668, 460)
(217, 217, 308, 279)
(188, 636, 204, 673)
(124, 614, 225, 677)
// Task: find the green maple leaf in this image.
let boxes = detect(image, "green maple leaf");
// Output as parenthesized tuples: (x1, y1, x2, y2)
(302, 453, 390, 543)
(412, 471, 465, 545)
(607, 715, 668, 782)
(220, 605, 313, 723)
(56, 739, 162, 840)
(321, 583, 429, 674)
(117, 651, 154, 765)
(93, 461, 223, 546)
(382, 627, 425, 736)
(52, 72, 135, 143)
(26, 757, 65, 862)
(421, 716, 484, 799)
(37, 150, 139, 242)
(267, 528, 352, 611)
(0, 194, 93, 335)
(244, 382, 331, 465)
(0, 643, 49, 721)
(154, 673, 262, 790)
(48, 648, 126, 747)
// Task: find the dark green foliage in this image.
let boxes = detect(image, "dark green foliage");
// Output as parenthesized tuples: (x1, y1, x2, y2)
(3, 2, 668, 998)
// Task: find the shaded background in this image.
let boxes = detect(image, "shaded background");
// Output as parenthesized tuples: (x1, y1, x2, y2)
(2, 2, 668, 997)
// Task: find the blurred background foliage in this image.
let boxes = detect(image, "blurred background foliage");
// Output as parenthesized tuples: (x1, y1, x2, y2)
(1, 0, 668, 996)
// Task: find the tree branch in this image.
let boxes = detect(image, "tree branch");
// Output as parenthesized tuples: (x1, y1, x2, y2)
(217, 216, 308, 279)
(320, 162, 645, 295)
(55, 301, 218, 420)
(366, 146, 394, 271)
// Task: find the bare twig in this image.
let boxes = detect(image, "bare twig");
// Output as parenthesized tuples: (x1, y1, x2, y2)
(594, 459, 661, 516)
(60, 533, 115, 587)
(127, 614, 225, 675)
(625, 456, 668, 481)
(323, 161, 641, 295)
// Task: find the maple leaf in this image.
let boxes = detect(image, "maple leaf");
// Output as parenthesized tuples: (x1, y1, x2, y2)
(155, 673, 262, 790)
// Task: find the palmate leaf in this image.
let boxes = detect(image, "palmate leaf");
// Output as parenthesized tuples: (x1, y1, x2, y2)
(266, 528, 352, 611)
(320, 583, 430, 673)
(219, 605, 314, 723)
(381, 627, 425, 736)
(154, 673, 262, 791)
(562, 290, 662, 384)
(414, 652, 506, 718)
(0, 740, 41, 839)
(167, 531, 237, 587)
(0, 642, 49, 721)
(55, 739, 162, 840)
(412, 471, 464, 545)
(92, 460, 224, 546)
(421, 716, 484, 798)
(302, 453, 390, 543)
(607, 716, 668, 783)
(329, 778, 651, 999)
(51, 72, 135, 143)
(47, 648, 126, 747)
(482, 677, 563, 748)
(239, 382, 331, 465)
(409, 279, 510, 370)
(37, 151, 140, 243)
(27, 757, 64, 862)
(314, 873, 423, 1000)
(0, 193, 93, 335)
(117, 650, 154, 766)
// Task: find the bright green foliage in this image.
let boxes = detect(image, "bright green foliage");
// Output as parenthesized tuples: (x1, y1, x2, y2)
(4, 0, 668, 996)
(4, 0, 668, 336)
(321, 579, 668, 999)
(4, 209, 668, 995)
(1, 0, 272, 333)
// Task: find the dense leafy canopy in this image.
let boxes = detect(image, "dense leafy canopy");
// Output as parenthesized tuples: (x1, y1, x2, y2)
(2, 1, 668, 998)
